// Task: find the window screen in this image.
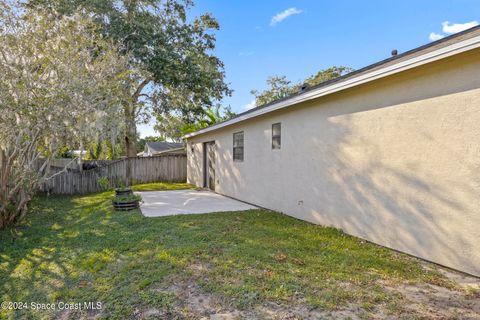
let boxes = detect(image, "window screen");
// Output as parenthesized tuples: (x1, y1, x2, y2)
(233, 131, 244, 161)
(272, 123, 281, 149)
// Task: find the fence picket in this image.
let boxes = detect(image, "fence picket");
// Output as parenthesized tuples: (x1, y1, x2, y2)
(39, 155, 187, 194)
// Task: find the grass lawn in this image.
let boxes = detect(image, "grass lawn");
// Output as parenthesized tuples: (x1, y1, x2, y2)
(0, 183, 478, 319)
(130, 182, 193, 192)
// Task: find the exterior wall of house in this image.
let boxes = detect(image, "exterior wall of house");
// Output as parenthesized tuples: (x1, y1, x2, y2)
(186, 48, 480, 276)
(144, 146, 153, 157)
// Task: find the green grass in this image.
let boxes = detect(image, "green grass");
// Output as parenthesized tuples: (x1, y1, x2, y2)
(0, 182, 452, 319)
(131, 182, 193, 192)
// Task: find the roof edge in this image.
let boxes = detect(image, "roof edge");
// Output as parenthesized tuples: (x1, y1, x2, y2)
(184, 26, 480, 139)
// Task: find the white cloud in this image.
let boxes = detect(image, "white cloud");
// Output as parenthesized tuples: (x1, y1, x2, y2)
(244, 99, 256, 110)
(270, 7, 302, 26)
(429, 32, 444, 41)
(428, 20, 478, 42)
(442, 20, 479, 34)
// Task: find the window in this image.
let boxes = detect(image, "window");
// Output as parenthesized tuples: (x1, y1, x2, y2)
(233, 131, 244, 161)
(272, 123, 281, 149)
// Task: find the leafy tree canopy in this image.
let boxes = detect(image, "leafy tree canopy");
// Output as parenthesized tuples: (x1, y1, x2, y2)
(250, 75, 293, 107)
(153, 114, 188, 143)
(26, 0, 231, 155)
(178, 105, 235, 137)
(0, 2, 129, 228)
(251, 66, 353, 107)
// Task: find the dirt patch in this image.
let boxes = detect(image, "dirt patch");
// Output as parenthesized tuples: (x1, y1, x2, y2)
(135, 308, 163, 319)
(146, 281, 227, 319)
(143, 280, 364, 319)
(247, 302, 364, 320)
(188, 261, 211, 273)
(384, 282, 480, 319)
(136, 265, 480, 320)
(370, 265, 480, 319)
(56, 307, 105, 320)
(433, 265, 480, 291)
(378, 266, 480, 319)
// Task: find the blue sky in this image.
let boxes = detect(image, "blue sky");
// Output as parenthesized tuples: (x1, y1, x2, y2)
(138, 0, 479, 137)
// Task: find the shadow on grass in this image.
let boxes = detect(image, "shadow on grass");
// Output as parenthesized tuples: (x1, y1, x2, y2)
(0, 192, 457, 319)
(0, 192, 189, 318)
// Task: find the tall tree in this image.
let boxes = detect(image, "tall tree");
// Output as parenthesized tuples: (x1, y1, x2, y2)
(250, 75, 293, 107)
(153, 113, 187, 143)
(26, 0, 231, 159)
(304, 66, 353, 86)
(251, 66, 353, 107)
(180, 105, 235, 136)
(0, 3, 129, 228)
(154, 105, 235, 141)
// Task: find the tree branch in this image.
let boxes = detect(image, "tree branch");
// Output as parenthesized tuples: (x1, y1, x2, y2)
(132, 78, 151, 103)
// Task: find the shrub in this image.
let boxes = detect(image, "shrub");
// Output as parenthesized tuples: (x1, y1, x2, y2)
(112, 194, 142, 204)
(98, 177, 111, 191)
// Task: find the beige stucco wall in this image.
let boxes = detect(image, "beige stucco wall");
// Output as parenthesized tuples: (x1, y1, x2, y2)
(187, 48, 480, 276)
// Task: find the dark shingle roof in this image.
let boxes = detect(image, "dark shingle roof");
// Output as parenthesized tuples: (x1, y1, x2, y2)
(145, 142, 184, 153)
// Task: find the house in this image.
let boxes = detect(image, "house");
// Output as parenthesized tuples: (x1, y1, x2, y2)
(142, 142, 185, 157)
(184, 26, 480, 277)
(71, 150, 87, 159)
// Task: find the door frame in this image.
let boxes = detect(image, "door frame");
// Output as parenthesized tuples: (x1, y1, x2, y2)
(203, 141, 216, 189)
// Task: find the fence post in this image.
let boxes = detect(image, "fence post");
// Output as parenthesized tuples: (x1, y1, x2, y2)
(39, 155, 187, 194)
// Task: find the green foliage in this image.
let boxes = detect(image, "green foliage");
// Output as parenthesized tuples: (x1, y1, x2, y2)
(180, 105, 236, 136)
(112, 194, 142, 204)
(139, 291, 175, 308)
(85, 139, 103, 160)
(304, 66, 354, 86)
(116, 177, 127, 189)
(0, 185, 457, 319)
(131, 182, 192, 192)
(114, 187, 132, 192)
(27, 0, 232, 156)
(98, 177, 110, 191)
(56, 146, 73, 158)
(84, 138, 124, 160)
(153, 113, 188, 143)
(251, 66, 353, 107)
(0, 3, 130, 229)
(154, 104, 236, 140)
(250, 75, 293, 107)
(222, 105, 237, 120)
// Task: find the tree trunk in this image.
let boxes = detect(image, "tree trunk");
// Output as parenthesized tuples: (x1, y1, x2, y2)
(124, 103, 137, 158)
(78, 140, 84, 172)
(0, 148, 32, 230)
(124, 101, 136, 186)
(123, 78, 150, 186)
(110, 130, 116, 160)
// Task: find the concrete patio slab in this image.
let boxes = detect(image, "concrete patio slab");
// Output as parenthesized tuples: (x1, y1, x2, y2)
(138, 189, 257, 217)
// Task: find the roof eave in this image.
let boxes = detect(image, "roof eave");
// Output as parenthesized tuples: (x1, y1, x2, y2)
(183, 33, 480, 140)
(153, 147, 186, 154)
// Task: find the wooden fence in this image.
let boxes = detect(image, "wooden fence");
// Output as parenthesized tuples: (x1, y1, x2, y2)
(39, 155, 187, 194)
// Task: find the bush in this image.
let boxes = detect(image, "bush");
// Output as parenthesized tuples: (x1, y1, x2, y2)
(98, 177, 110, 191)
(112, 194, 142, 204)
